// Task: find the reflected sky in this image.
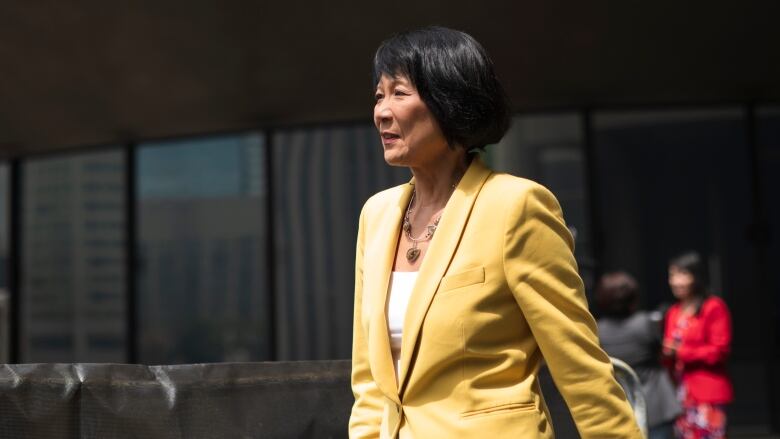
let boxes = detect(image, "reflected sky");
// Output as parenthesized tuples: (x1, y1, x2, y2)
(138, 135, 263, 199)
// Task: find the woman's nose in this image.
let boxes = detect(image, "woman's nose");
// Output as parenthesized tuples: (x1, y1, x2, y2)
(374, 104, 392, 126)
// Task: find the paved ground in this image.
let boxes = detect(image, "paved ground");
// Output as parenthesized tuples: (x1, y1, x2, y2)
(730, 427, 780, 439)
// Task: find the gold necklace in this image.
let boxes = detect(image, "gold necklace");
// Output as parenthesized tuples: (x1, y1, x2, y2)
(402, 171, 461, 263)
(402, 190, 442, 263)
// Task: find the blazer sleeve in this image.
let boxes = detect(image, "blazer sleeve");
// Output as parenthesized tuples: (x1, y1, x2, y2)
(676, 298, 732, 366)
(349, 208, 383, 439)
(503, 183, 642, 439)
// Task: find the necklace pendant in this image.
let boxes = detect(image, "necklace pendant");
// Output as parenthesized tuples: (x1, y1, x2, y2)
(406, 247, 421, 263)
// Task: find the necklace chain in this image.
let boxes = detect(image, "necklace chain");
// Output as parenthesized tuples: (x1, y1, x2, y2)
(402, 175, 461, 263)
(403, 191, 442, 242)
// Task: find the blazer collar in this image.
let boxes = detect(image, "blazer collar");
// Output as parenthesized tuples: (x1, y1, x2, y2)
(397, 156, 492, 396)
(365, 182, 413, 404)
(365, 156, 492, 402)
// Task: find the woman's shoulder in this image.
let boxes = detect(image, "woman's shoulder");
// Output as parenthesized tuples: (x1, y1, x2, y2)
(481, 173, 560, 206)
(701, 295, 731, 314)
(484, 172, 545, 193)
(599, 312, 655, 334)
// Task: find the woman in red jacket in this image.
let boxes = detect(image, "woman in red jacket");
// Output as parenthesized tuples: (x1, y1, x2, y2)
(663, 251, 733, 439)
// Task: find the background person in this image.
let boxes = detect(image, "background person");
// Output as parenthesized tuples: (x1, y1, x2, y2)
(596, 271, 681, 439)
(349, 26, 641, 438)
(663, 251, 733, 439)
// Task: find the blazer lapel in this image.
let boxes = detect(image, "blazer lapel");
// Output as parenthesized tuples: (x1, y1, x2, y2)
(365, 183, 413, 404)
(397, 157, 492, 396)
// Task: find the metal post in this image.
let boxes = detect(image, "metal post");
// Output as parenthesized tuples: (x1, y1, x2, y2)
(124, 144, 138, 364)
(8, 159, 22, 363)
(745, 104, 778, 432)
(581, 109, 604, 287)
(264, 131, 278, 361)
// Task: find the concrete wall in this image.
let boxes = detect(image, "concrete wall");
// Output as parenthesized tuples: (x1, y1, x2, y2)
(1, 0, 779, 155)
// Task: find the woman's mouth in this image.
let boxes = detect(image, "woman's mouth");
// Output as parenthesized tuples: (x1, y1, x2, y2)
(381, 132, 400, 145)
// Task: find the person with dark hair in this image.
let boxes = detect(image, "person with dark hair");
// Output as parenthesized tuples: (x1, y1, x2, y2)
(663, 251, 733, 439)
(596, 272, 681, 439)
(596, 271, 640, 318)
(349, 26, 641, 438)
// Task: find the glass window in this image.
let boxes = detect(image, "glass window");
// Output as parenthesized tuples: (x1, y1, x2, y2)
(21, 150, 126, 363)
(592, 108, 752, 308)
(756, 106, 780, 352)
(487, 114, 595, 290)
(272, 125, 408, 360)
(137, 134, 269, 364)
(593, 108, 770, 427)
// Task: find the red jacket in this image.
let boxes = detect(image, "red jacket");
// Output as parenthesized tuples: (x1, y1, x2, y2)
(663, 296, 733, 404)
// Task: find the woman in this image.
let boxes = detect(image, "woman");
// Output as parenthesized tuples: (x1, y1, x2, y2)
(663, 252, 733, 439)
(596, 272, 681, 439)
(349, 27, 641, 438)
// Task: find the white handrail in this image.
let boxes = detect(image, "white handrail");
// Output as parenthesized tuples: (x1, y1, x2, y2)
(610, 357, 649, 438)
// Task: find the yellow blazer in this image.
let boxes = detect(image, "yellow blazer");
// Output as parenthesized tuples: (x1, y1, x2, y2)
(350, 157, 642, 438)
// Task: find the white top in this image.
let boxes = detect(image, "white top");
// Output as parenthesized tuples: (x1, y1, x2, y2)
(387, 271, 419, 381)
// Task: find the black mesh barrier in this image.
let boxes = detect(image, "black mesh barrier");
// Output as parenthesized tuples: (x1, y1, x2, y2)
(0, 361, 352, 439)
(0, 360, 642, 438)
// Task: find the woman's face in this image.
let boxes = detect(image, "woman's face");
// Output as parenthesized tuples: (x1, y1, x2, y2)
(668, 265, 696, 301)
(374, 74, 450, 167)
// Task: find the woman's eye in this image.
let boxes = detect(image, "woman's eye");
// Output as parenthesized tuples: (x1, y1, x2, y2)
(374, 93, 384, 101)
(394, 90, 408, 96)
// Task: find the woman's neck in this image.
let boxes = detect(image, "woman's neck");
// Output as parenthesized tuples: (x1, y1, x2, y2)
(681, 296, 703, 313)
(409, 149, 470, 209)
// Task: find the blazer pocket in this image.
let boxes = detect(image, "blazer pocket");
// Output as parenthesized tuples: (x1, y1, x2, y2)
(460, 402, 537, 419)
(439, 266, 485, 294)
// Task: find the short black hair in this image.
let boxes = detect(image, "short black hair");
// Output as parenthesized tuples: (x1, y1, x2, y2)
(595, 271, 639, 318)
(669, 251, 709, 297)
(373, 26, 511, 151)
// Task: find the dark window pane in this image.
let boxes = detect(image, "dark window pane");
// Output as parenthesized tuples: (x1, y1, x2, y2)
(137, 134, 269, 364)
(593, 109, 751, 307)
(21, 151, 126, 363)
(593, 108, 768, 427)
(272, 125, 407, 360)
(756, 106, 780, 354)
